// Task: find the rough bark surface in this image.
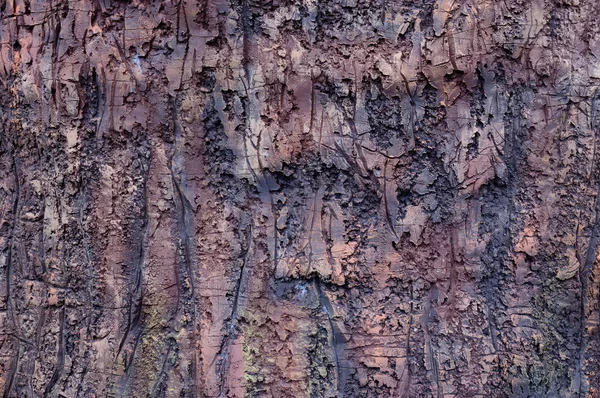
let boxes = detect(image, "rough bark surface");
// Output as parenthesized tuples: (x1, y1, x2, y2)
(1, 0, 599, 397)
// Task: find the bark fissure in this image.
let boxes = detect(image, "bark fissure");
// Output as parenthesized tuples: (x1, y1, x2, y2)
(43, 307, 65, 398)
(315, 279, 342, 393)
(216, 223, 253, 398)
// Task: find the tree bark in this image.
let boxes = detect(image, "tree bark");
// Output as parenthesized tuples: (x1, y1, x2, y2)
(0, 0, 599, 397)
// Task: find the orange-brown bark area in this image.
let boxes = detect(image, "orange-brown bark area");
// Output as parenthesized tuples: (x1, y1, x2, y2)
(1, 0, 599, 397)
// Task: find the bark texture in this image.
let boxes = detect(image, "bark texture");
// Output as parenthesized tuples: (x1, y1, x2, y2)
(1, 0, 599, 397)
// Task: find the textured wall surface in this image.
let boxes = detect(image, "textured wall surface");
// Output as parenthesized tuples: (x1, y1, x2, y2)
(1, 0, 599, 397)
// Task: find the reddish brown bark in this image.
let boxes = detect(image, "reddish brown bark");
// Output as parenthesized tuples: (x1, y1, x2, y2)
(1, 0, 599, 397)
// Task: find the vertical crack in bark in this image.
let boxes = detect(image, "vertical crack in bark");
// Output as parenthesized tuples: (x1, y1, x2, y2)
(447, 28, 459, 71)
(167, 99, 201, 391)
(397, 285, 414, 398)
(169, 99, 196, 299)
(321, 205, 336, 270)
(577, 91, 600, 394)
(75, 176, 95, 397)
(176, 0, 190, 90)
(96, 67, 107, 144)
(78, 186, 94, 340)
(240, 0, 252, 87)
(315, 279, 341, 394)
(2, 342, 19, 398)
(398, 70, 416, 150)
(216, 223, 253, 398)
(50, 17, 61, 111)
(448, 230, 460, 333)
(304, 186, 324, 275)
(149, 339, 173, 397)
(239, 74, 280, 282)
(432, 353, 442, 398)
(238, 0, 280, 282)
(108, 74, 117, 133)
(309, 72, 316, 136)
(43, 307, 65, 398)
(170, 165, 195, 296)
(577, 189, 600, 395)
(338, 61, 372, 177)
(237, 0, 278, 282)
(6, 154, 20, 336)
(230, 224, 253, 333)
(422, 290, 440, 398)
(383, 159, 398, 238)
(2, 128, 30, 398)
(116, 158, 149, 361)
(123, 326, 145, 381)
(254, 130, 280, 277)
(480, 86, 522, 373)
